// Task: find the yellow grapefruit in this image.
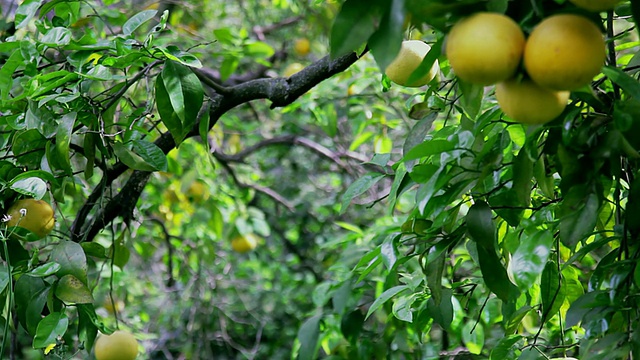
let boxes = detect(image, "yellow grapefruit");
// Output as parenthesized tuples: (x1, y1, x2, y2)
(384, 40, 439, 87)
(524, 14, 605, 91)
(495, 78, 570, 125)
(446, 12, 525, 85)
(293, 38, 311, 56)
(94, 330, 139, 360)
(231, 234, 259, 253)
(6, 198, 55, 239)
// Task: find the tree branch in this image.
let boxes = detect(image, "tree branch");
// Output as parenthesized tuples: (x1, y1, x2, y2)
(70, 51, 362, 242)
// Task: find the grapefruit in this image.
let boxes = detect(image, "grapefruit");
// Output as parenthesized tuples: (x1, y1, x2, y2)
(6, 199, 55, 239)
(524, 14, 605, 91)
(495, 78, 570, 125)
(446, 12, 525, 85)
(384, 40, 439, 87)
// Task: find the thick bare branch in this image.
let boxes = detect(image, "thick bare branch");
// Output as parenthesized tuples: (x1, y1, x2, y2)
(70, 51, 362, 242)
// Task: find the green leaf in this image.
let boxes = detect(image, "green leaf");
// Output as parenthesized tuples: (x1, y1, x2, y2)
(626, 175, 640, 234)
(112, 142, 159, 172)
(77, 304, 100, 351)
(504, 305, 533, 335)
(15, 0, 42, 29)
(533, 156, 554, 198)
(512, 149, 533, 207)
(490, 334, 522, 360)
(15, 275, 47, 334)
(123, 9, 157, 36)
(40, 27, 71, 46)
(113, 231, 131, 269)
(559, 192, 599, 249)
(25, 287, 51, 335)
(466, 201, 496, 250)
(402, 139, 455, 162)
(368, 0, 404, 72)
(426, 287, 453, 330)
(131, 140, 168, 171)
(565, 290, 609, 328)
(365, 285, 408, 320)
(477, 244, 517, 302)
(55, 275, 94, 304)
(403, 113, 437, 172)
(81, 242, 108, 259)
(33, 312, 69, 349)
(29, 263, 61, 277)
(426, 249, 446, 306)
(9, 177, 48, 199)
(458, 79, 483, 120)
(55, 112, 76, 175)
(462, 321, 484, 355)
(339, 173, 385, 214)
(540, 260, 565, 322)
(245, 41, 275, 58)
(392, 293, 416, 323)
(330, 0, 377, 58)
(340, 309, 365, 342)
(508, 230, 554, 291)
(297, 314, 322, 360)
(602, 66, 640, 101)
(51, 241, 88, 285)
(156, 61, 204, 145)
(380, 234, 399, 269)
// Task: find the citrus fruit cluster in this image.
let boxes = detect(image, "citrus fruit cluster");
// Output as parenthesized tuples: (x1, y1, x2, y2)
(446, 3, 612, 125)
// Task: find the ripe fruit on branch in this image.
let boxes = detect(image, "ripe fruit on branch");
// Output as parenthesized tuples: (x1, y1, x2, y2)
(5, 198, 55, 239)
(495, 78, 570, 125)
(445, 12, 525, 85)
(384, 40, 439, 87)
(231, 233, 259, 253)
(524, 14, 605, 91)
(293, 38, 311, 56)
(94, 330, 139, 360)
(569, 0, 621, 11)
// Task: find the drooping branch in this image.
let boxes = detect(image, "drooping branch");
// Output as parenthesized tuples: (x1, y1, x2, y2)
(70, 51, 362, 242)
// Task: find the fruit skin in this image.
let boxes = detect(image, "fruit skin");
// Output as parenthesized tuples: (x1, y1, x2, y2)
(293, 38, 311, 56)
(94, 330, 139, 360)
(231, 234, 259, 253)
(6, 199, 55, 239)
(569, 0, 621, 11)
(186, 181, 209, 204)
(283, 63, 304, 77)
(495, 78, 570, 125)
(524, 14, 605, 91)
(446, 12, 525, 85)
(384, 40, 439, 87)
